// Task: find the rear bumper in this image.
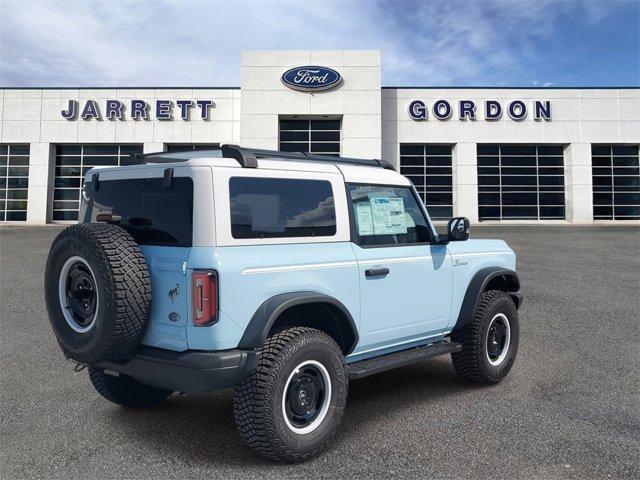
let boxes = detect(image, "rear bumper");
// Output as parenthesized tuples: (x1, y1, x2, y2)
(95, 347, 258, 394)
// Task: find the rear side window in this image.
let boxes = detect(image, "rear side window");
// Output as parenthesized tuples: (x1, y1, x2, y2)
(229, 177, 336, 239)
(83, 177, 193, 246)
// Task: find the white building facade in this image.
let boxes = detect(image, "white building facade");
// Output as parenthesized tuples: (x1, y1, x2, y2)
(1, 50, 638, 224)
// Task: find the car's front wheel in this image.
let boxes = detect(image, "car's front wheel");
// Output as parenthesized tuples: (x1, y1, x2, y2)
(451, 289, 519, 384)
(233, 327, 348, 462)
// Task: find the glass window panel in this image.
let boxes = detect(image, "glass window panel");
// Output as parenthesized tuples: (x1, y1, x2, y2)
(9, 145, 30, 155)
(83, 156, 119, 166)
(540, 206, 565, 218)
(613, 167, 640, 176)
(83, 145, 118, 155)
(424, 192, 452, 205)
(502, 206, 538, 218)
(311, 131, 340, 142)
(612, 145, 638, 156)
(502, 192, 537, 205)
(427, 206, 453, 220)
(537, 146, 564, 156)
(0, 145, 8, 155)
(478, 157, 499, 166)
(502, 175, 537, 186)
(479, 192, 500, 205)
(538, 157, 564, 167)
(400, 166, 423, 175)
(614, 205, 640, 217)
(479, 206, 500, 218)
(119, 145, 144, 156)
(53, 210, 79, 221)
(399, 156, 423, 166)
(54, 178, 81, 188)
(539, 167, 565, 176)
(53, 200, 80, 210)
(7, 178, 28, 188)
(593, 206, 613, 218)
(478, 167, 499, 175)
(0, 156, 6, 166)
(56, 166, 81, 177)
(54, 189, 79, 200)
(613, 176, 640, 187)
(400, 145, 424, 156)
(6, 200, 27, 210)
(424, 145, 452, 155)
(501, 156, 536, 167)
(56, 156, 81, 166)
(57, 145, 81, 155)
(501, 145, 536, 155)
(538, 176, 565, 186)
(591, 145, 611, 156)
(6, 211, 26, 221)
(501, 167, 537, 175)
(477, 145, 499, 155)
(310, 142, 340, 153)
(7, 167, 29, 177)
(479, 175, 500, 186)
(280, 143, 309, 153)
(280, 131, 309, 142)
(407, 175, 424, 186)
(0, 189, 5, 199)
(6, 189, 28, 200)
(425, 167, 452, 175)
(279, 120, 309, 130)
(539, 192, 565, 205)
(0, 178, 6, 189)
(310, 120, 340, 130)
(614, 192, 640, 205)
(8, 156, 29, 166)
(425, 156, 452, 166)
(612, 156, 639, 167)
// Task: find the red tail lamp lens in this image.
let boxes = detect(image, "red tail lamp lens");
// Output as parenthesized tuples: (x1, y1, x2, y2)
(191, 270, 218, 326)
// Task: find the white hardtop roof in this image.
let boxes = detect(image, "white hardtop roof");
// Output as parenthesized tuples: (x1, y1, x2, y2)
(90, 150, 409, 186)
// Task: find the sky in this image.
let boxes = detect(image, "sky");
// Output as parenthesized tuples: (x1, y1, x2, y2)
(0, 0, 638, 88)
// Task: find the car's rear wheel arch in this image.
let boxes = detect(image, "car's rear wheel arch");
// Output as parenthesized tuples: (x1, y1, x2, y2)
(238, 292, 358, 355)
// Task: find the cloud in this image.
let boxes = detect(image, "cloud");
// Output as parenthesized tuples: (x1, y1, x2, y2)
(0, 0, 636, 87)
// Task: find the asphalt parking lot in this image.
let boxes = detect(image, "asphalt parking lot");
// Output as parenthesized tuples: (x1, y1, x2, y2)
(1, 225, 639, 479)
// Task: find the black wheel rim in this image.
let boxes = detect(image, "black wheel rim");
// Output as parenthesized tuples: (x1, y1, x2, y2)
(284, 364, 327, 429)
(65, 261, 97, 327)
(487, 316, 508, 361)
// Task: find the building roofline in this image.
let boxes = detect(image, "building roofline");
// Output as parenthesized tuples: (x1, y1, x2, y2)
(0, 86, 242, 90)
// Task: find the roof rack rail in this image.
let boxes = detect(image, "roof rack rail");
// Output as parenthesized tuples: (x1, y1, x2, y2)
(221, 144, 395, 170)
(137, 144, 395, 170)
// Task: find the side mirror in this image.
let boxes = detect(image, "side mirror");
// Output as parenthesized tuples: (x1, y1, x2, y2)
(447, 217, 470, 241)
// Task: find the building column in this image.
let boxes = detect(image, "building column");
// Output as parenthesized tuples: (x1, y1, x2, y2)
(26, 143, 55, 224)
(564, 143, 593, 223)
(453, 142, 479, 223)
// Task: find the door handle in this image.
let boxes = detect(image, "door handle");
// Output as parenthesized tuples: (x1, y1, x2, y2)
(365, 267, 389, 277)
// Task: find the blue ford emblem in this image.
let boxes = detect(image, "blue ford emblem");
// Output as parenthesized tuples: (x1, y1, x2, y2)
(281, 66, 342, 92)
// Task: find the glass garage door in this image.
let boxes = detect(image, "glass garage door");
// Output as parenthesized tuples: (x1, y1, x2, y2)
(0, 144, 29, 221)
(592, 145, 640, 220)
(53, 145, 143, 221)
(478, 145, 565, 220)
(400, 144, 453, 220)
(279, 119, 341, 156)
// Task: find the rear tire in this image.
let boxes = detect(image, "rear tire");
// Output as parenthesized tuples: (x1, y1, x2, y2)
(451, 289, 519, 385)
(89, 367, 172, 408)
(233, 327, 348, 462)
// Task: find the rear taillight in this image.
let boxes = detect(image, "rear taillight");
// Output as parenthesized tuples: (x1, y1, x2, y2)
(191, 270, 218, 326)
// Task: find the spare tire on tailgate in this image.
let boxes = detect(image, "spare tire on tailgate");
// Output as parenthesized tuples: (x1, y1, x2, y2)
(44, 223, 151, 364)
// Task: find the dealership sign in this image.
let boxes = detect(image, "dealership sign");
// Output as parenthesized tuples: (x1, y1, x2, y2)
(281, 66, 342, 92)
(407, 99, 551, 121)
(61, 99, 215, 120)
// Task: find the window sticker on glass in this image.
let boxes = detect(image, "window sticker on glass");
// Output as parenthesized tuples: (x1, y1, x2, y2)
(369, 196, 407, 235)
(355, 203, 374, 235)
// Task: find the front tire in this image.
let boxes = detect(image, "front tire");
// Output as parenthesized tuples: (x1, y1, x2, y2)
(233, 327, 348, 462)
(89, 367, 172, 408)
(451, 290, 519, 385)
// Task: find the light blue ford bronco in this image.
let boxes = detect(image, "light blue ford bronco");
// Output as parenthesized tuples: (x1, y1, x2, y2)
(45, 145, 522, 462)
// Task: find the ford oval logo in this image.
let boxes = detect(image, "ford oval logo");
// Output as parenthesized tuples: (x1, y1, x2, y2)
(281, 66, 342, 92)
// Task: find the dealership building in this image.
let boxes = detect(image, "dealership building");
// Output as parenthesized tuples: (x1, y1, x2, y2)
(1, 50, 638, 224)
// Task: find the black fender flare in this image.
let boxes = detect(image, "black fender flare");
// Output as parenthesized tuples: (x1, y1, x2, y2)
(237, 291, 359, 354)
(453, 267, 522, 333)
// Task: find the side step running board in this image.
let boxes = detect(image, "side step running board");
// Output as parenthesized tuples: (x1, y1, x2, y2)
(347, 341, 462, 380)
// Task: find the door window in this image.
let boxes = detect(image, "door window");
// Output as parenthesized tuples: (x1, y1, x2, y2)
(346, 184, 432, 246)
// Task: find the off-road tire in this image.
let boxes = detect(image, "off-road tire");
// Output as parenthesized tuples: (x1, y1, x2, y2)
(44, 223, 151, 364)
(89, 367, 171, 408)
(233, 327, 348, 462)
(451, 289, 519, 385)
